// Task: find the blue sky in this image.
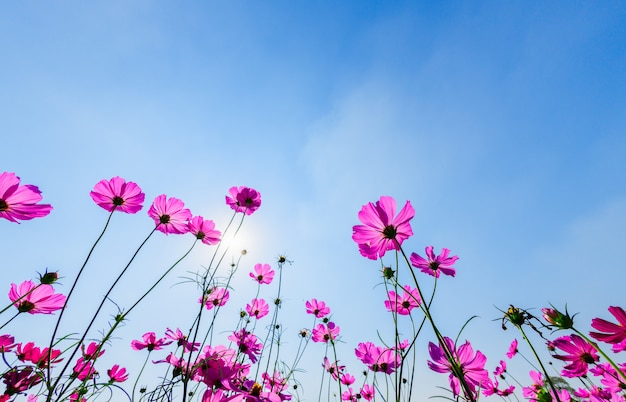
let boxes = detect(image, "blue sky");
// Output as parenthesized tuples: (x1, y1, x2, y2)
(2, 1, 626, 400)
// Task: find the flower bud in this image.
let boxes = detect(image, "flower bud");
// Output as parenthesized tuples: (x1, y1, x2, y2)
(542, 306, 574, 329)
(39, 270, 59, 285)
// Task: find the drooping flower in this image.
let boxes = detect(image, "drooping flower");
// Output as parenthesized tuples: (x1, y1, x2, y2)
(250, 263, 275, 285)
(0, 172, 52, 223)
(147, 194, 192, 234)
(590, 306, 626, 352)
(226, 186, 262, 215)
(188, 216, 221, 245)
(130, 332, 172, 352)
(246, 298, 270, 319)
(305, 298, 330, 318)
(551, 334, 599, 377)
(107, 364, 128, 383)
(8, 280, 66, 314)
(410, 246, 458, 278)
(506, 339, 518, 359)
(384, 285, 421, 315)
(352, 196, 414, 260)
(311, 322, 340, 343)
(427, 337, 489, 399)
(89, 176, 144, 214)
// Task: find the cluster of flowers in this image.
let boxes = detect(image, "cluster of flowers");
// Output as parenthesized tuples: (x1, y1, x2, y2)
(2, 172, 626, 401)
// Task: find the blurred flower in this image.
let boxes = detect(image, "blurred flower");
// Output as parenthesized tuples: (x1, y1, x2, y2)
(352, 196, 414, 260)
(0, 334, 15, 352)
(590, 305, 626, 352)
(2, 367, 42, 395)
(226, 186, 262, 215)
(359, 384, 375, 401)
(427, 337, 488, 399)
(0, 172, 52, 223)
(148, 194, 192, 234)
(8, 280, 66, 314)
(89, 176, 144, 214)
(188, 216, 221, 245)
(72, 357, 97, 381)
(250, 263, 275, 285)
(410, 246, 458, 278)
(323, 357, 345, 380)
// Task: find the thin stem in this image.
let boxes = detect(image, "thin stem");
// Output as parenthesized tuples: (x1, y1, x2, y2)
(516, 325, 562, 402)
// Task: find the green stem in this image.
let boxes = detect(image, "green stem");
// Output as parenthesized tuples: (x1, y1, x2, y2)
(516, 325, 562, 402)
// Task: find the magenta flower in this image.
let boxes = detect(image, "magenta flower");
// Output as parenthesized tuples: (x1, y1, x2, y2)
(352, 196, 414, 260)
(354, 341, 400, 374)
(506, 339, 518, 359)
(250, 263, 275, 285)
(81, 342, 104, 360)
(200, 287, 230, 310)
(590, 306, 626, 352)
(148, 194, 192, 234)
(72, 357, 97, 381)
(427, 337, 489, 399)
(262, 371, 288, 394)
(0, 172, 52, 223)
(384, 285, 421, 315)
(228, 328, 263, 363)
(226, 186, 262, 215)
(410, 246, 458, 278)
(360, 384, 375, 401)
(323, 357, 346, 380)
(305, 298, 330, 318)
(89, 176, 144, 214)
(165, 327, 199, 351)
(188, 215, 221, 245)
(130, 332, 172, 352)
(552, 334, 599, 377)
(246, 298, 270, 319)
(107, 364, 128, 383)
(311, 322, 340, 343)
(2, 367, 42, 395)
(0, 334, 15, 352)
(8, 280, 66, 314)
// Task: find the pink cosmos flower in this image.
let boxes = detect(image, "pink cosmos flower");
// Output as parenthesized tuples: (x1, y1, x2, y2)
(8, 280, 66, 314)
(590, 362, 626, 393)
(89, 176, 144, 213)
(493, 359, 506, 377)
(305, 298, 330, 318)
(311, 322, 340, 343)
(72, 357, 97, 381)
(226, 186, 262, 215)
(427, 337, 489, 399)
(360, 384, 375, 401)
(165, 327, 199, 352)
(15, 342, 63, 368)
(0, 334, 15, 352)
(107, 364, 128, 383)
(410, 246, 458, 278)
(201, 287, 230, 310)
(590, 306, 626, 352)
(188, 216, 221, 245)
(147, 194, 192, 234)
(354, 341, 400, 374)
(506, 339, 518, 359)
(246, 298, 270, 319)
(250, 263, 275, 285)
(384, 285, 421, 315)
(2, 367, 42, 395)
(228, 329, 263, 363)
(323, 357, 346, 380)
(352, 196, 414, 260)
(130, 332, 172, 352)
(262, 371, 288, 394)
(552, 334, 599, 377)
(340, 373, 355, 386)
(81, 342, 104, 360)
(341, 388, 357, 402)
(0, 172, 52, 223)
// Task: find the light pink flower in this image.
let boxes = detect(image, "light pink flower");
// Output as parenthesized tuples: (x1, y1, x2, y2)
(305, 298, 330, 318)
(89, 176, 144, 213)
(188, 216, 221, 245)
(107, 364, 128, 383)
(148, 194, 192, 234)
(590, 306, 626, 352)
(246, 298, 270, 319)
(130, 332, 172, 352)
(226, 186, 262, 215)
(352, 196, 414, 260)
(384, 285, 421, 315)
(428, 337, 489, 399)
(410, 246, 458, 278)
(0, 172, 52, 223)
(360, 384, 375, 401)
(8, 280, 66, 314)
(250, 263, 275, 285)
(312, 322, 340, 343)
